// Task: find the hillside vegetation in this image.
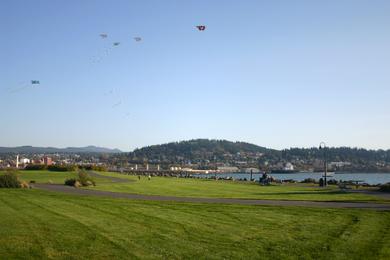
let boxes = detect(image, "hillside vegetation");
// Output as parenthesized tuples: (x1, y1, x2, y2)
(131, 139, 274, 162)
(128, 139, 390, 172)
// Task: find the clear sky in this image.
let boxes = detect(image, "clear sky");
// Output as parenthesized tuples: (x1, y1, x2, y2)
(1, 0, 390, 151)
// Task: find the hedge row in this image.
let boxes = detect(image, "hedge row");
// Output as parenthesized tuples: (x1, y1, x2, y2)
(24, 164, 106, 172)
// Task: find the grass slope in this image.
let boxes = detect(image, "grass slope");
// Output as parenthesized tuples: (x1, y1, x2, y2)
(1, 189, 390, 259)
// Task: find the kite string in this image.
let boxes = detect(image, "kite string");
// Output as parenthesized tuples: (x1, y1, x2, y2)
(89, 44, 117, 67)
(7, 82, 30, 93)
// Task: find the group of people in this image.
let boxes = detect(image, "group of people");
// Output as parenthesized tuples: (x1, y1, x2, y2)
(259, 172, 272, 185)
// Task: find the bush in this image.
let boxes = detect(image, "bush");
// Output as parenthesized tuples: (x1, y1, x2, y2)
(25, 164, 47, 170)
(79, 165, 107, 172)
(64, 171, 95, 187)
(78, 170, 95, 187)
(64, 178, 77, 186)
(0, 171, 21, 188)
(301, 178, 317, 184)
(379, 183, 390, 192)
(20, 181, 30, 189)
(48, 165, 77, 172)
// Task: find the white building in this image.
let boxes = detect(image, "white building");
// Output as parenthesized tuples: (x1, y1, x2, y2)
(284, 162, 294, 171)
(217, 166, 239, 173)
(19, 158, 31, 164)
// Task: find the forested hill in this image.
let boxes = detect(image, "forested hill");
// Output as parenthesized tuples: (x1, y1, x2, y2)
(130, 139, 277, 162)
(129, 139, 390, 166)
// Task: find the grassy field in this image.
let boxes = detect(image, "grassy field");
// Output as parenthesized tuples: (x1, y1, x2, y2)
(85, 172, 386, 202)
(13, 170, 77, 184)
(9, 170, 387, 202)
(1, 188, 390, 259)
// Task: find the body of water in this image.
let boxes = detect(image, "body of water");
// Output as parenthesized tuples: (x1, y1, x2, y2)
(196, 172, 390, 185)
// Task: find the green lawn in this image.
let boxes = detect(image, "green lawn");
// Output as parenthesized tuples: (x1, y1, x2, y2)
(12, 170, 77, 184)
(0, 189, 390, 259)
(6, 170, 387, 202)
(86, 172, 386, 202)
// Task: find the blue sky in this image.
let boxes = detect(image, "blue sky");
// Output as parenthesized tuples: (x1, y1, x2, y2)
(1, 0, 390, 151)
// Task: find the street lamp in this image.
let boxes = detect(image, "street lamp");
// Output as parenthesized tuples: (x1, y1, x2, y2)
(319, 142, 327, 187)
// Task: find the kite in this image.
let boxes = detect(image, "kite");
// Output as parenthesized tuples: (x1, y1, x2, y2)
(113, 42, 120, 46)
(196, 25, 206, 31)
(7, 80, 40, 93)
(134, 37, 142, 42)
(100, 33, 108, 39)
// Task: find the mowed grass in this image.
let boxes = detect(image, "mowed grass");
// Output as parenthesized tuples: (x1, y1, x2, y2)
(87, 172, 386, 202)
(6, 170, 387, 202)
(1, 189, 390, 259)
(12, 170, 77, 184)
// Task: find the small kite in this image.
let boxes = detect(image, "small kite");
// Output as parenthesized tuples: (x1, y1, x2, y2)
(134, 37, 142, 42)
(8, 80, 40, 93)
(100, 34, 108, 39)
(113, 42, 120, 46)
(196, 25, 206, 31)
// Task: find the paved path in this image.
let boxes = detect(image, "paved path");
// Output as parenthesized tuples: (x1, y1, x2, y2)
(35, 183, 390, 210)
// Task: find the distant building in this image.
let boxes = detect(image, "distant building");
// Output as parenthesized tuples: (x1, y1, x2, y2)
(329, 161, 351, 168)
(19, 158, 30, 164)
(284, 162, 294, 171)
(217, 166, 239, 173)
(32, 159, 43, 164)
(243, 168, 261, 173)
(43, 157, 53, 166)
(170, 166, 182, 171)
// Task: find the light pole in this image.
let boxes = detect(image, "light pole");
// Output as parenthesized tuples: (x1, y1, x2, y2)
(319, 142, 327, 187)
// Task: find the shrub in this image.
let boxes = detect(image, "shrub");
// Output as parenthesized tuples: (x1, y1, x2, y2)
(78, 170, 95, 187)
(301, 178, 317, 184)
(64, 178, 77, 186)
(79, 165, 107, 172)
(25, 164, 47, 170)
(48, 165, 76, 172)
(0, 171, 21, 188)
(64, 171, 95, 187)
(29, 180, 36, 184)
(379, 183, 390, 192)
(20, 181, 30, 189)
